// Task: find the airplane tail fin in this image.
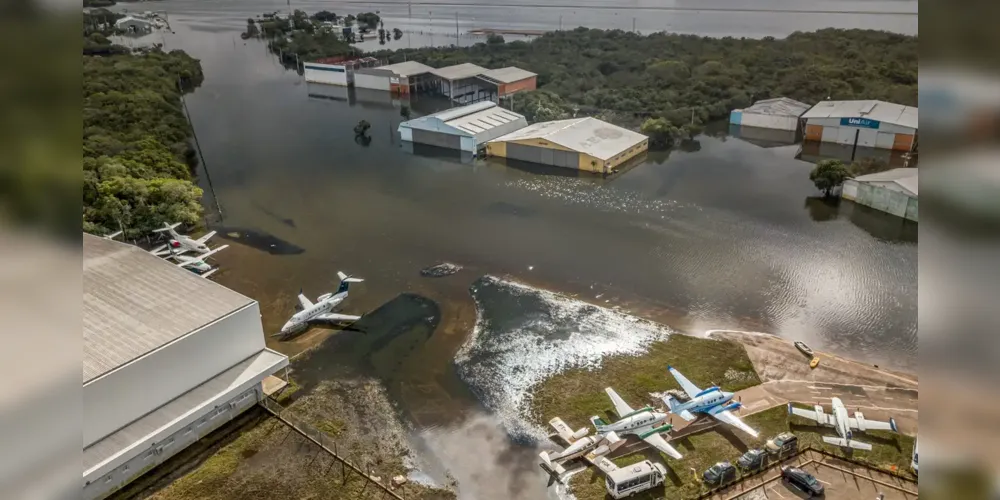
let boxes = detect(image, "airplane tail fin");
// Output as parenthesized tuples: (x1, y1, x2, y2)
(663, 394, 681, 411)
(539, 451, 566, 475)
(589, 415, 608, 432)
(823, 436, 872, 451)
(152, 222, 181, 233)
(336, 271, 364, 294)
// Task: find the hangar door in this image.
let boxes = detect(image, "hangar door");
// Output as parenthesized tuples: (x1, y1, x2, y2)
(506, 143, 579, 169)
(412, 129, 462, 150)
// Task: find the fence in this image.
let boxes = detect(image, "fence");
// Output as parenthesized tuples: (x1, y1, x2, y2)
(258, 397, 405, 500)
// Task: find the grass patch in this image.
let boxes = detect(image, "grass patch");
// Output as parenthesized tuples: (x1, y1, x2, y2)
(565, 405, 915, 500)
(273, 379, 301, 404)
(316, 419, 345, 437)
(529, 334, 761, 429)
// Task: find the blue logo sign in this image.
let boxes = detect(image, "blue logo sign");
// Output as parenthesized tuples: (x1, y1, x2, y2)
(840, 117, 880, 129)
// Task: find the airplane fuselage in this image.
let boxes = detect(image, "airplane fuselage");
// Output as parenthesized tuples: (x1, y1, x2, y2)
(831, 397, 852, 441)
(281, 293, 347, 333)
(553, 435, 602, 462)
(600, 409, 670, 437)
(675, 388, 738, 415)
(166, 228, 209, 254)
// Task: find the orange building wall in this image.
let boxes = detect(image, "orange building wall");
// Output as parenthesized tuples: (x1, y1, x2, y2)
(892, 133, 914, 151)
(499, 76, 537, 96)
(804, 124, 823, 141)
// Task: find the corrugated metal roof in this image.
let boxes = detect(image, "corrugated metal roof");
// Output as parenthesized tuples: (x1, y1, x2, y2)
(84, 349, 288, 475)
(401, 101, 528, 142)
(801, 100, 919, 129)
(489, 117, 647, 161)
(741, 97, 810, 117)
(430, 100, 497, 122)
(854, 167, 918, 196)
(380, 60, 434, 77)
(83, 233, 254, 384)
(430, 63, 488, 81)
(479, 66, 536, 83)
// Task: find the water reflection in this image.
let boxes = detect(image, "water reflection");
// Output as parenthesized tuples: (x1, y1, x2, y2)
(797, 140, 916, 168)
(803, 197, 918, 243)
(728, 124, 800, 148)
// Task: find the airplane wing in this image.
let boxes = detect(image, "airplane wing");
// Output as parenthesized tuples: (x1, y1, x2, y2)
(667, 366, 702, 400)
(848, 416, 898, 433)
(787, 404, 836, 426)
(150, 244, 169, 256)
(709, 408, 759, 438)
(548, 417, 580, 444)
(641, 432, 683, 460)
(197, 244, 228, 260)
(297, 293, 314, 310)
(823, 436, 872, 450)
(604, 387, 634, 417)
(586, 454, 619, 474)
(315, 312, 361, 322)
(196, 230, 217, 244)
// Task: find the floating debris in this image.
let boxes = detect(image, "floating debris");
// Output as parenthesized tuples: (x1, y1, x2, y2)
(420, 262, 462, 278)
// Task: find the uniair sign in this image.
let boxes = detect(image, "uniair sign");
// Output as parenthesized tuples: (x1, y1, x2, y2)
(840, 117, 880, 129)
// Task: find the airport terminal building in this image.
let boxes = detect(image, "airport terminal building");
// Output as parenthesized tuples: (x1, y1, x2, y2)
(83, 233, 288, 500)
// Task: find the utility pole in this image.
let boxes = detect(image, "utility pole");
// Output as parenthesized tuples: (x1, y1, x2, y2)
(559, 15, 562, 31)
(455, 12, 459, 46)
(408, 1, 412, 49)
(632, 17, 636, 33)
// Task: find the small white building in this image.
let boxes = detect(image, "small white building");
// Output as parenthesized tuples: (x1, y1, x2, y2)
(115, 16, 153, 33)
(398, 101, 528, 152)
(842, 168, 918, 221)
(801, 100, 918, 152)
(729, 97, 811, 132)
(82, 234, 288, 500)
(304, 62, 353, 86)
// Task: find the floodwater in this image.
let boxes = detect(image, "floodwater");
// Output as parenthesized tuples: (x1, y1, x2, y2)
(114, 4, 917, 498)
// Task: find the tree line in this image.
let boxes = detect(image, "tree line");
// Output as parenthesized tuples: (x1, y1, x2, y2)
(82, 18, 207, 237)
(369, 28, 917, 148)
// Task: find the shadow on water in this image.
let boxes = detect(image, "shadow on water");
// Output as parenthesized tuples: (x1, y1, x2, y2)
(213, 226, 305, 255)
(290, 293, 442, 406)
(803, 197, 918, 243)
(250, 201, 296, 228)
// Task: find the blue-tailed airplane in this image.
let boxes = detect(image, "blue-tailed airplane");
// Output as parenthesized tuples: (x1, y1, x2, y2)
(661, 366, 759, 438)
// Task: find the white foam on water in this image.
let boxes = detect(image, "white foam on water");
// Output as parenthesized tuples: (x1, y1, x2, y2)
(455, 276, 675, 441)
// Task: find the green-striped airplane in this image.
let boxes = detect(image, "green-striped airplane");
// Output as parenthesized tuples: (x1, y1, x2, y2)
(590, 387, 683, 460)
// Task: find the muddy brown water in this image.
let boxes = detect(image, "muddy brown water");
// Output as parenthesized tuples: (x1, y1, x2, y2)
(116, 6, 917, 497)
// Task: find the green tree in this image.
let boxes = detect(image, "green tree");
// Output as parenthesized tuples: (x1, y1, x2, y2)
(400, 105, 411, 120)
(393, 28, 403, 40)
(809, 159, 851, 197)
(486, 34, 505, 45)
(311, 10, 338, 22)
(641, 117, 679, 149)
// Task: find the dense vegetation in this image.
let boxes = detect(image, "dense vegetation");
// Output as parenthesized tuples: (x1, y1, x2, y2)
(82, 23, 206, 237)
(371, 28, 917, 146)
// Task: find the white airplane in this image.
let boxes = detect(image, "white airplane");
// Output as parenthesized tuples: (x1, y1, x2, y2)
(167, 244, 228, 278)
(590, 387, 683, 460)
(788, 398, 898, 451)
(661, 366, 759, 438)
(274, 272, 364, 336)
(539, 417, 625, 475)
(150, 222, 216, 256)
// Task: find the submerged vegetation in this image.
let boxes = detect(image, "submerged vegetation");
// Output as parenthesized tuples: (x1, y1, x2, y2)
(82, 17, 206, 237)
(375, 28, 917, 146)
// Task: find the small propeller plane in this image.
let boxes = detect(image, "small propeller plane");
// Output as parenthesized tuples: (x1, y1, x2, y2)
(661, 366, 759, 438)
(788, 398, 898, 451)
(167, 244, 228, 278)
(149, 222, 216, 257)
(539, 417, 625, 475)
(590, 387, 683, 460)
(274, 272, 364, 337)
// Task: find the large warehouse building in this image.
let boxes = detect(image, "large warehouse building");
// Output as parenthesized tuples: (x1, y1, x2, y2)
(82, 234, 289, 500)
(486, 117, 648, 173)
(398, 101, 528, 152)
(841, 168, 918, 221)
(801, 100, 918, 152)
(730, 97, 810, 132)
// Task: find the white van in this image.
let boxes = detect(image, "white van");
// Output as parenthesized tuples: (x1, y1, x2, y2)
(605, 460, 667, 499)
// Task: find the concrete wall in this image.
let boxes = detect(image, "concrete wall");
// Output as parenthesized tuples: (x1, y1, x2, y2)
(498, 76, 537, 96)
(84, 384, 262, 500)
(487, 137, 647, 173)
(303, 63, 351, 86)
(843, 182, 918, 221)
(354, 69, 392, 91)
(83, 303, 265, 448)
(803, 117, 917, 152)
(740, 113, 800, 131)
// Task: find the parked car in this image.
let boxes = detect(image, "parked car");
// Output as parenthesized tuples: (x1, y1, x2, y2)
(781, 466, 824, 497)
(737, 448, 767, 471)
(703, 461, 737, 486)
(766, 432, 798, 455)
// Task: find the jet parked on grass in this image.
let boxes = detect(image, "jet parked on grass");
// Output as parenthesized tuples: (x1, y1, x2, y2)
(662, 366, 759, 438)
(787, 398, 898, 451)
(274, 272, 364, 337)
(150, 222, 216, 257)
(539, 417, 625, 475)
(591, 387, 683, 460)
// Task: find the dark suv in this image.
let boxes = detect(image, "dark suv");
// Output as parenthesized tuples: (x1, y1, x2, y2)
(737, 448, 767, 472)
(781, 466, 824, 497)
(703, 461, 737, 486)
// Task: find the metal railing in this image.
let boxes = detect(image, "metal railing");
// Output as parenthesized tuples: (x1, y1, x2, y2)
(258, 397, 405, 500)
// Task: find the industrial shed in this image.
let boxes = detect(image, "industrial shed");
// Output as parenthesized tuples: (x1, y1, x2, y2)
(841, 168, 918, 221)
(379, 60, 435, 95)
(802, 100, 918, 152)
(82, 234, 288, 500)
(398, 101, 528, 152)
(429, 63, 491, 104)
(486, 117, 648, 173)
(730, 97, 810, 131)
(478, 67, 538, 98)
